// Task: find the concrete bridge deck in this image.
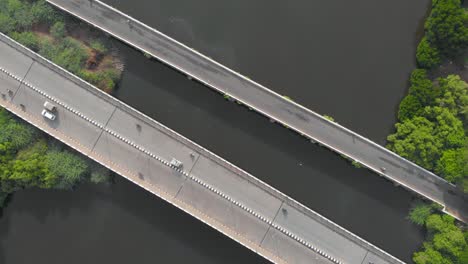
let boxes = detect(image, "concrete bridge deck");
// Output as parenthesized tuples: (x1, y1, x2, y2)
(0, 32, 403, 264)
(45, 0, 468, 223)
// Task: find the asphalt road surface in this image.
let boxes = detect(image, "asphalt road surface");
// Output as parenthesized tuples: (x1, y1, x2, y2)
(0, 32, 404, 264)
(46, 0, 468, 223)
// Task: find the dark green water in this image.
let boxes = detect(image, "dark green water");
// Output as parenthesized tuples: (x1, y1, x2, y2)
(0, 0, 431, 263)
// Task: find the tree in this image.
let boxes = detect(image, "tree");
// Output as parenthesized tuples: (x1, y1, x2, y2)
(436, 75, 468, 125)
(458, 247, 468, 264)
(432, 229, 467, 260)
(4, 140, 56, 191)
(436, 148, 467, 183)
(425, 0, 468, 57)
(414, 213, 468, 262)
(423, 107, 465, 148)
(408, 69, 438, 106)
(416, 37, 441, 69)
(426, 214, 455, 234)
(387, 116, 441, 170)
(413, 244, 453, 264)
(398, 95, 424, 121)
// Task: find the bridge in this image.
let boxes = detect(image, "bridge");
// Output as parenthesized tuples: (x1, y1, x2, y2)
(0, 32, 404, 263)
(45, 0, 468, 222)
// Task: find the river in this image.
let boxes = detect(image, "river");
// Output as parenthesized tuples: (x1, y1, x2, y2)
(0, 0, 430, 263)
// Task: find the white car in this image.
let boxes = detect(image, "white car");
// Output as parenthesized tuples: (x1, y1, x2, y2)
(43, 101, 56, 112)
(41, 109, 56, 121)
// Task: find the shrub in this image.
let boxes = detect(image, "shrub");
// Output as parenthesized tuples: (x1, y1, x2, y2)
(10, 31, 40, 51)
(409, 202, 436, 226)
(323, 115, 335, 122)
(30, 0, 61, 25)
(90, 40, 108, 54)
(0, 13, 16, 33)
(46, 150, 89, 189)
(50, 37, 88, 74)
(50, 21, 66, 39)
(89, 164, 111, 184)
(7, 0, 33, 31)
(416, 37, 441, 69)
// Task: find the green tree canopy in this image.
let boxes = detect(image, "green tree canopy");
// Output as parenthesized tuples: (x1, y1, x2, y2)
(416, 36, 441, 69)
(398, 95, 424, 121)
(387, 116, 440, 170)
(388, 106, 465, 171)
(425, 0, 468, 57)
(436, 75, 468, 125)
(1, 140, 56, 191)
(423, 107, 465, 149)
(408, 69, 438, 106)
(436, 147, 468, 183)
(433, 229, 467, 260)
(414, 243, 453, 264)
(420, 214, 468, 262)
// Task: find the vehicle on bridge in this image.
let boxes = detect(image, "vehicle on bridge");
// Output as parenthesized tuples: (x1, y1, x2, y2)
(43, 101, 56, 112)
(41, 109, 56, 120)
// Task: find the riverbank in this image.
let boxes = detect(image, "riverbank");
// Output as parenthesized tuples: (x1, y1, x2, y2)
(388, 0, 467, 191)
(0, 109, 112, 209)
(387, 0, 468, 262)
(0, 0, 120, 210)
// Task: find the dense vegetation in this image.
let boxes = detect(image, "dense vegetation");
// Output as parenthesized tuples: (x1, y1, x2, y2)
(409, 203, 468, 264)
(416, 0, 468, 69)
(388, 1, 468, 263)
(0, 109, 111, 208)
(387, 0, 468, 192)
(387, 72, 468, 189)
(0, 0, 123, 93)
(0, 0, 116, 208)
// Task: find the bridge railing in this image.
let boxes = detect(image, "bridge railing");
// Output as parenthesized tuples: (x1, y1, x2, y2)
(45, 0, 462, 208)
(0, 31, 404, 263)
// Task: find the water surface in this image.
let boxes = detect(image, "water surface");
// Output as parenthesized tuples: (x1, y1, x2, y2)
(0, 0, 431, 263)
